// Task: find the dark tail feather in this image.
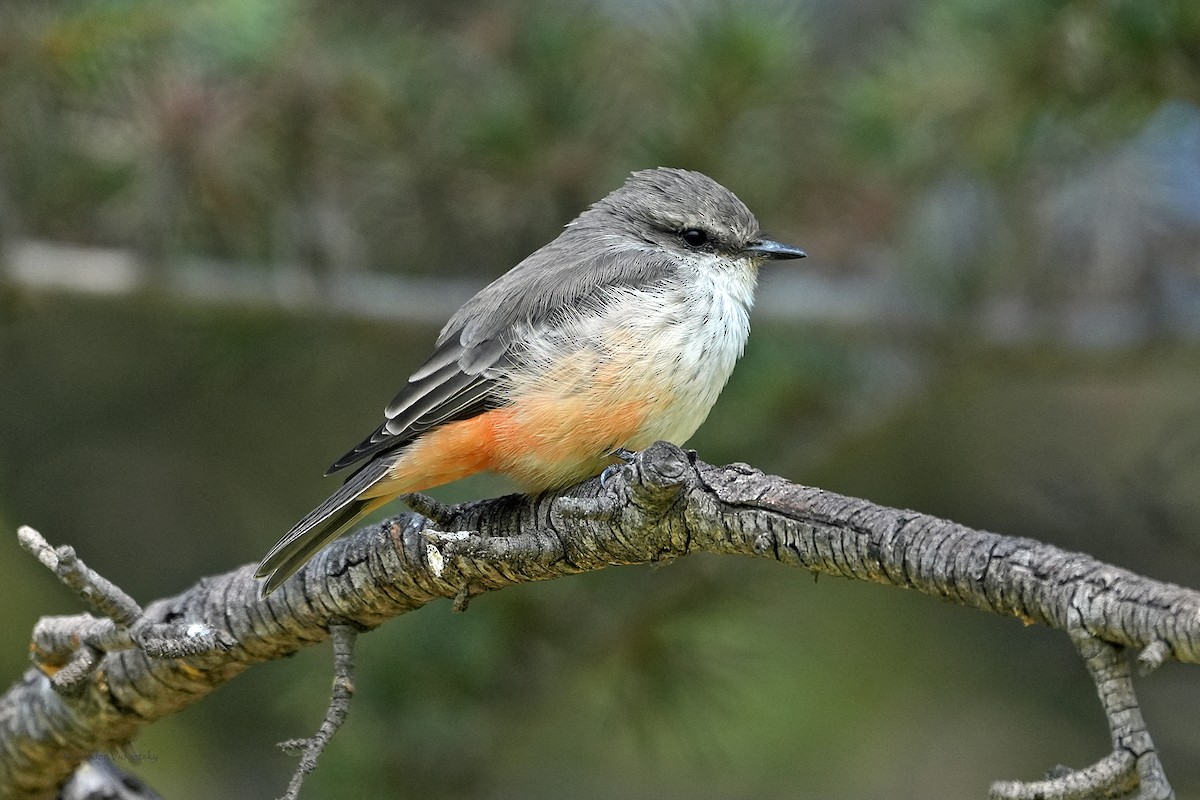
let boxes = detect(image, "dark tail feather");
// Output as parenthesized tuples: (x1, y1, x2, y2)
(256, 459, 392, 596)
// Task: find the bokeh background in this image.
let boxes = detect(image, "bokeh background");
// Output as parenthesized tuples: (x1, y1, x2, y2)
(3, 0, 1200, 797)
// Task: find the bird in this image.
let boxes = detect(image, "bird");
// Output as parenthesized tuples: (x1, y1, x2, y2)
(255, 167, 805, 595)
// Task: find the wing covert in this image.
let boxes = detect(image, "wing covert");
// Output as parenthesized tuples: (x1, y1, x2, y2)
(325, 332, 511, 474)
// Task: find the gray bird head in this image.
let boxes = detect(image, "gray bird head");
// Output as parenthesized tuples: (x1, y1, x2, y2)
(570, 167, 806, 263)
(439, 167, 804, 349)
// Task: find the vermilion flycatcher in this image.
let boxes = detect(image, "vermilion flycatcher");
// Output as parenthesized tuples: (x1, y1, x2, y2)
(256, 168, 805, 594)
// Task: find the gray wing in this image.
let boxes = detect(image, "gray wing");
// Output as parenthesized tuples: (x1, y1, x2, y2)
(328, 235, 678, 475)
(438, 232, 677, 348)
(325, 334, 511, 474)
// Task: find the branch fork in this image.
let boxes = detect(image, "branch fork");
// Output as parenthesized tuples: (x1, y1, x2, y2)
(17, 527, 229, 693)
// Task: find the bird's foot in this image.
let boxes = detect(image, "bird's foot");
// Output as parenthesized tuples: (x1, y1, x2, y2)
(600, 447, 638, 489)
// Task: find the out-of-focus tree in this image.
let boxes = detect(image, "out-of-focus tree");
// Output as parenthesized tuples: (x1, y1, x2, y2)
(842, 0, 1200, 332)
(0, 0, 822, 281)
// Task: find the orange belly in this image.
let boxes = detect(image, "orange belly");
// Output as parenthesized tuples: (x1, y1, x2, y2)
(364, 333, 705, 498)
(362, 393, 653, 498)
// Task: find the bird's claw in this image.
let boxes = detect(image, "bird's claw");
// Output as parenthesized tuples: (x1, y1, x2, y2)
(599, 463, 621, 489)
(599, 447, 638, 489)
(609, 447, 637, 462)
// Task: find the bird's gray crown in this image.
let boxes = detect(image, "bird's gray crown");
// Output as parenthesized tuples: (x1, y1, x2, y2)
(573, 167, 761, 250)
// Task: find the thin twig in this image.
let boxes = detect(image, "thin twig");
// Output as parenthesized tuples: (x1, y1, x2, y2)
(277, 623, 359, 800)
(18, 526, 142, 625)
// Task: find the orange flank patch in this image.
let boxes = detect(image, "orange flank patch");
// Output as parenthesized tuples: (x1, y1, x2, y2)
(361, 413, 502, 497)
(489, 394, 654, 490)
(365, 348, 677, 497)
(362, 395, 655, 497)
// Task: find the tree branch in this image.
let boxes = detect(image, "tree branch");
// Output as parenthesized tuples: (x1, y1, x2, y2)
(2, 442, 1197, 799)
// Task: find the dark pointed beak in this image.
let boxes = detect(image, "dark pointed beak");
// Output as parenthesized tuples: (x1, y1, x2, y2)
(744, 238, 807, 260)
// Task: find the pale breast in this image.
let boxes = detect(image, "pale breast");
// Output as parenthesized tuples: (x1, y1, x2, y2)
(491, 263, 754, 488)
(623, 276, 751, 447)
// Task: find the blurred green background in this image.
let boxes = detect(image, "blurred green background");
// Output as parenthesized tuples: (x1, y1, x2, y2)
(3, 0, 1200, 797)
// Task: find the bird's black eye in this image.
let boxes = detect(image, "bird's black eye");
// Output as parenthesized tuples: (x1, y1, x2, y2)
(680, 228, 710, 248)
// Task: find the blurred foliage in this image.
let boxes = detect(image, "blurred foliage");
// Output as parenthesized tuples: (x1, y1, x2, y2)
(0, 0, 822, 277)
(843, 0, 1200, 179)
(1, 0, 1198, 326)
(3, 0, 1200, 798)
